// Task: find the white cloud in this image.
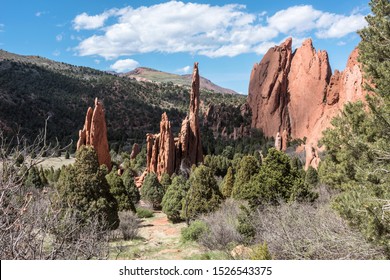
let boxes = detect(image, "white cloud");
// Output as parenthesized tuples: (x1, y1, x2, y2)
(53, 50, 61, 56)
(56, 34, 63, 42)
(73, 2, 367, 59)
(337, 41, 347, 46)
(316, 14, 367, 38)
(35, 11, 49, 17)
(110, 59, 139, 72)
(94, 59, 101, 64)
(176, 65, 191, 74)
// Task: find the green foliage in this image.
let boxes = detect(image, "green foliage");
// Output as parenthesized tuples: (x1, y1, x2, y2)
(231, 156, 259, 199)
(162, 175, 188, 223)
(56, 146, 119, 230)
(358, 0, 390, 98)
(237, 205, 256, 245)
(65, 150, 70, 159)
(122, 169, 140, 205)
(106, 168, 136, 212)
(221, 166, 235, 198)
(305, 166, 319, 186)
(181, 220, 208, 242)
(204, 154, 231, 177)
(250, 242, 272, 260)
(159, 173, 171, 192)
(25, 166, 43, 189)
(181, 165, 222, 222)
(39, 166, 48, 186)
(141, 173, 164, 209)
(136, 207, 154, 218)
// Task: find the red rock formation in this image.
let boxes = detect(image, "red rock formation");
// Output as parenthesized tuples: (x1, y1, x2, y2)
(288, 38, 332, 140)
(143, 63, 203, 181)
(77, 98, 111, 170)
(248, 39, 368, 169)
(281, 129, 288, 152)
(275, 132, 281, 151)
(247, 38, 292, 137)
(130, 143, 140, 159)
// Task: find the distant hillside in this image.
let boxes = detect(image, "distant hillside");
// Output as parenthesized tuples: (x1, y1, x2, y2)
(124, 67, 238, 95)
(0, 50, 246, 151)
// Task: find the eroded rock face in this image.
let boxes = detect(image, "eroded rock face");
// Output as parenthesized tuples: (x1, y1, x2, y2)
(247, 38, 292, 137)
(77, 98, 111, 170)
(143, 63, 203, 180)
(287, 38, 332, 140)
(130, 143, 140, 159)
(248, 39, 368, 169)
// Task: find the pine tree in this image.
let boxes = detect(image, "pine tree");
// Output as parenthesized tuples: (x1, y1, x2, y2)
(159, 173, 171, 192)
(122, 169, 140, 205)
(106, 168, 136, 212)
(232, 156, 259, 199)
(162, 175, 188, 223)
(358, 0, 390, 97)
(221, 166, 234, 198)
(25, 166, 43, 189)
(181, 165, 222, 222)
(56, 146, 119, 230)
(141, 173, 164, 209)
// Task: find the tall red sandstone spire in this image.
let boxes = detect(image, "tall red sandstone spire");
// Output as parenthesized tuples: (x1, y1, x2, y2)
(77, 98, 111, 170)
(142, 63, 203, 181)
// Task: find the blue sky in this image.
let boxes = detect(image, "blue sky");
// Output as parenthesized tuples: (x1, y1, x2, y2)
(1, 0, 370, 94)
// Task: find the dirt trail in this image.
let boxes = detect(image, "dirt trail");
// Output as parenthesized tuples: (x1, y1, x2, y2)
(132, 211, 202, 259)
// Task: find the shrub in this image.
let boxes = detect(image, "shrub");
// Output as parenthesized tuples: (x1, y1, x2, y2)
(181, 165, 222, 222)
(198, 199, 243, 251)
(136, 207, 154, 219)
(106, 168, 136, 212)
(141, 173, 164, 209)
(162, 175, 188, 223)
(181, 220, 208, 242)
(118, 211, 139, 240)
(65, 150, 70, 159)
(250, 242, 272, 260)
(221, 166, 234, 198)
(231, 156, 259, 199)
(122, 170, 140, 205)
(56, 146, 119, 230)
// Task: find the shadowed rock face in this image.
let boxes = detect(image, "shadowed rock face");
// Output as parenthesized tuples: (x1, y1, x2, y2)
(143, 63, 203, 180)
(248, 39, 367, 169)
(77, 98, 111, 171)
(248, 38, 292, 137)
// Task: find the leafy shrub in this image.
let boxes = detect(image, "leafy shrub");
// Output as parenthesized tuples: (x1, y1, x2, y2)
(106, 168, 136, 212)
(181, 220, 208, 242)
(136, 207, 154, 219)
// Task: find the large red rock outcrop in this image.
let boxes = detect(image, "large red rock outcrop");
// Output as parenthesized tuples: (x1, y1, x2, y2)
(248, 39, 367, 169)
(77, 98, 112, 170)
(287, 38, 332, 140)
(143, 63, 203, 180)
(248, 38, 292, 137)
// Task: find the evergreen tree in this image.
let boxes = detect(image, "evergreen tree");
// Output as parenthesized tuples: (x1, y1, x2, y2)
(358, 0, 390, 97)
(106, 168, 136, 212)
(25, 166, 43, 189)
(162, 175, 188, 223)
(122, 169, 140, 205)
(56, 146, 119, 230)
(159, 173, 171, 192)
(39, 166, 48, 186)
(141, 173, 164, 209)
(305, 166, 319, 186)
(181, 165, 222, 222)
(232, 156, 259, 199)
(221, 166, 234, 198)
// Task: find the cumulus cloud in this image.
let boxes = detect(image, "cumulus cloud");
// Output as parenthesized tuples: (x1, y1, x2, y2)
(56, 34, 63, 42)
(110, 59, 139, 72)
(176, 65, 191, 74)
(72, 1, 367, 59)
